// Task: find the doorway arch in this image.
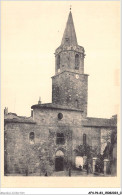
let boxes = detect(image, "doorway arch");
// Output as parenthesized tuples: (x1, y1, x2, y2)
(55, 150, 64, 171)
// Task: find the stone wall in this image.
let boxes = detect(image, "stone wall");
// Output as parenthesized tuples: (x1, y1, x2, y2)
(4, 121, 59, 175)
(55, 49, 84, 75)
(33, 107, 83, 170)
(4, 108, 116, 175)
(52, 71, 88, 117)
(33, 107, 83, 125)
(4, 108, 83, 175)
(4, 122, 40, 175)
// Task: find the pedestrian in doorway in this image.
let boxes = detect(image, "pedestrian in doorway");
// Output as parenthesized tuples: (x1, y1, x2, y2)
(45, 172, 48, 176)
(25, 167, 28, 176)
(69, 168, 71, 176)
(88, 163, 92, 173)
(87, 162, 89, 175)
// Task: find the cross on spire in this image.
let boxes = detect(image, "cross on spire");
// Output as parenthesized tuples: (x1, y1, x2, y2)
(70, 5, 72, 11)
(38, 96, 41, 104)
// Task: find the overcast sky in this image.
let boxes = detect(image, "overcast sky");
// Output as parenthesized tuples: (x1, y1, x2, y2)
(1, 1, 120, 118)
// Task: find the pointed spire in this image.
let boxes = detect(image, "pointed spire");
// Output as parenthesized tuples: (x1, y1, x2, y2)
(61, 11, 77, 46)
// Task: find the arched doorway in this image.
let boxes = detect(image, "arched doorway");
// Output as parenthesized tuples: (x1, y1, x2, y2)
(55, 150, 64, 171)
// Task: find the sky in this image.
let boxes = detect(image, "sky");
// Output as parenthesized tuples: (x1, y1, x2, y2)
(1, 1, 120, 118)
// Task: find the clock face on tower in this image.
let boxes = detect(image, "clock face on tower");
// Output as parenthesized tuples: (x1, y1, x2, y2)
(75, 74, 79, 79)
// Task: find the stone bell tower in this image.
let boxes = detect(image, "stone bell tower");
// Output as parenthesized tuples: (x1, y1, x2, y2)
(52, 10, 88, 117)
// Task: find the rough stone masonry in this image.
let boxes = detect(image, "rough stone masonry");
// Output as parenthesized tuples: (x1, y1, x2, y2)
(4, 10, 117, 176)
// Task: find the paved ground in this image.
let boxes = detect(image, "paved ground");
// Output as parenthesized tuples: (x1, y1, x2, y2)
(51, 170, 94, 177)
(6, 170, 111, 177)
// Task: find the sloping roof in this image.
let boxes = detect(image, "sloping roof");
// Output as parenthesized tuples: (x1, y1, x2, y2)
(82, 117, 117, 127)
(31, 103, 83, 112)
(4, 115, 35, 124)
(61, 11, 77, 46)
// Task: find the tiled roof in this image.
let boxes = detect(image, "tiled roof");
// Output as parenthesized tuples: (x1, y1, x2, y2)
(4, 114, 35, 124)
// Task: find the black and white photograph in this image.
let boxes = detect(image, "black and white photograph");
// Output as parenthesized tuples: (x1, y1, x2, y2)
(1, 0, 120, 188)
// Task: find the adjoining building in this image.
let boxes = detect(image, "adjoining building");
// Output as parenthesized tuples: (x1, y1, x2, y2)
(4, 10, 117, 176)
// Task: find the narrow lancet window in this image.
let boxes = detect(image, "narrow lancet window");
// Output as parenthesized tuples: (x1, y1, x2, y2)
(57, 55, 60, 70)
(75, 54, 79, 70)
(83, 134, 86, 145)
(29, 132, 35, 144)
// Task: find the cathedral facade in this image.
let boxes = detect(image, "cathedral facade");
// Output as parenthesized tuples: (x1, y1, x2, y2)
(4, 11, 117, 176)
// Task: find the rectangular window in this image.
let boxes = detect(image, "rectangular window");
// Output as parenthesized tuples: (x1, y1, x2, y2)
(56, 133, 65, 145)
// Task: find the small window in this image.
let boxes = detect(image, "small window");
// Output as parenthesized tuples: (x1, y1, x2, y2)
(56, 87, 60, 96)
(56, 133, 65, 145)
(57, 55, 60, 70)
(65, 37, 69, 42)
(83, 134, 86, 145)
(58, 113, 63, 120)
(29, 132, 35, 144)
(75, 54, 79, 70)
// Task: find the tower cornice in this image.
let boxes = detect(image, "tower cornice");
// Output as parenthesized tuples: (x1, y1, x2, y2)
(51, 70, 89, 78)
(55, 45, 84, 56)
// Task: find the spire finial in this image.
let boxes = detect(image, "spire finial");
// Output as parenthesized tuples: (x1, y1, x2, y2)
(70, 5, 72, 11)
(38, 96, 41, 104)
